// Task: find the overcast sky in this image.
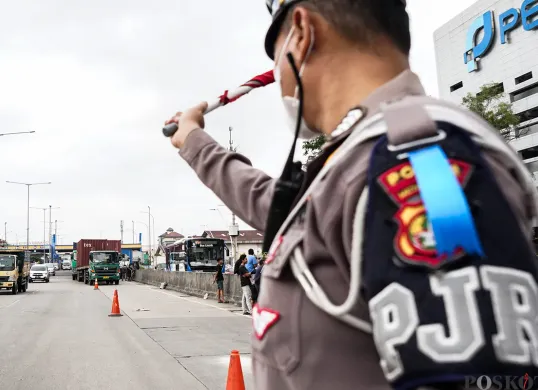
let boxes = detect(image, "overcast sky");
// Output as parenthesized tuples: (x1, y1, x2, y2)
(0, 0, 475, 247)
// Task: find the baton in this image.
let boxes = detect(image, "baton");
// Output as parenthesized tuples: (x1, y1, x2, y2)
(162, 70, 275, 137)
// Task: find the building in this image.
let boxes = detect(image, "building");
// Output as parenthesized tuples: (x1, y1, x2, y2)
(202, 229, 264, 257)
(158, 228, 184, 248)
(434, 0, 538, 182)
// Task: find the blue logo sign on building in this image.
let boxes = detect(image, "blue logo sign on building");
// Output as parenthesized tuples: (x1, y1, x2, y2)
(464, 0, 538, 73)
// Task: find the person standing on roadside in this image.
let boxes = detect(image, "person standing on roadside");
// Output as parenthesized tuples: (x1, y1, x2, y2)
(214, 258, 225, 303)
(246, 248, 257, 273)
(238, 255, 252, 315)
(234, 253, 246, 275)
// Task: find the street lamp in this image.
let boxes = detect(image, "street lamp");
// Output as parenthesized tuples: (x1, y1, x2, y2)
(6, 181, 51, 251)
(0, 130, 35, 137)
(30, 207, 47, 262)
(136, 221, 150, 265)
(141, 207, 155, 265)
(48, 205, 60, 251)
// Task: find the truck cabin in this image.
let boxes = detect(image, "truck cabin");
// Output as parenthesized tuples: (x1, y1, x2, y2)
(0, 254, 17, 272)
(89, 251, 119, 264)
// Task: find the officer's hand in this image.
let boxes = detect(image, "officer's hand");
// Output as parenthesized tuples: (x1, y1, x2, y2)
(165, 101, 208, 149)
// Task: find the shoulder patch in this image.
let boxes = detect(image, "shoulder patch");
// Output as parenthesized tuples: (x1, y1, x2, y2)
(252, 304, 280, 340)
(377, 159, 473, 269)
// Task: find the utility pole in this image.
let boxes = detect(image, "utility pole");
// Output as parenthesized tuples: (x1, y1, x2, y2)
(132, 220, 135, 244)
(228, 127, 239, 263)
(48, 205, 59, 255)
(6, 181, 51, 253)
(120, 220, 124, 243)
(4, 222, 6, 245)
(148, 206, 152, 266)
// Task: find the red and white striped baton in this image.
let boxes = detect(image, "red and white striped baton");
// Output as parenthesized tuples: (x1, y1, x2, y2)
(162, 70, 275, 137)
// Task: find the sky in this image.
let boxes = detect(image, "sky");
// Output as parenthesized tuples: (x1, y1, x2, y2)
(0, 0, 475, 247)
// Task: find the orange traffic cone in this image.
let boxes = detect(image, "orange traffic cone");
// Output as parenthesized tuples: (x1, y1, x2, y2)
(226, 350, 245, 390)
(94, 278, 99, 290)
(108, 289, 123, 317)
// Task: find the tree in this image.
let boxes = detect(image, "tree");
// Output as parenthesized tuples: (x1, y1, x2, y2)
(302, 135, 326, 161)
(461, 83, 522, 141)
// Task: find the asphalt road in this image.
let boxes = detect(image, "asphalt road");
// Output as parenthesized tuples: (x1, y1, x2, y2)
(0, 270, 253, 390)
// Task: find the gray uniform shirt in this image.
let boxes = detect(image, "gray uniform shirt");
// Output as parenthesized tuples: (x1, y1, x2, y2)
(179, 70, 535, 389)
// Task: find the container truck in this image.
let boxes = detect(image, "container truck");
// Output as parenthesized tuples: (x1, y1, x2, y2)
(72, 239, 121, 285)
(0, 251, 30, 294)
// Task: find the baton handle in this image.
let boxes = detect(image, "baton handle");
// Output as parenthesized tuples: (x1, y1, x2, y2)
(162, 99, 224, 137)
(162, 85, 255, 137)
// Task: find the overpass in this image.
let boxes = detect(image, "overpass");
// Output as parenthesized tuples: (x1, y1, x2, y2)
(0, 243, 142, 253)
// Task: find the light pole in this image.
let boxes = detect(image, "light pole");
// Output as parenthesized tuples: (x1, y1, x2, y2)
(4, 222, 6, 244)
(141, 208, 155, 265)
(212, 204, 238, 262)
(132, 220, 135, 244)
(30, 207, 47, 262)
(0, 130, 35, 137)
(48, 205, 59, 252)
(136, 221, 149, 265)
(6, 181, 51, 251)
(54, 220, 64, 243)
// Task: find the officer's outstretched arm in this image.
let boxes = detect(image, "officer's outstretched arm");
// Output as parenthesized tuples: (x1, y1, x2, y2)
(179, 128, 275, 231)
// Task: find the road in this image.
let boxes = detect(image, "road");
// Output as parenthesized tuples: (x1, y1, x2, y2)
(0, 270, 254, 390)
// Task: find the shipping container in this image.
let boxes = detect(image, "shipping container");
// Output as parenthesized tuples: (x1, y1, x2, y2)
(76, 239, 122, 268)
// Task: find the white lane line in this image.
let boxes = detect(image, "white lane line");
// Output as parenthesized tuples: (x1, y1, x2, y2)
(0, 299, 20, 309)
(143, 286, 251, 319)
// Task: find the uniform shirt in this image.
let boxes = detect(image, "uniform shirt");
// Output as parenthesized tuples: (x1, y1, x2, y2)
(178, 70, 531, 390)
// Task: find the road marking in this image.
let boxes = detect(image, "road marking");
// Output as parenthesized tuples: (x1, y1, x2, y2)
(0, 299, 20, 309)
(143, 286, 251, 319)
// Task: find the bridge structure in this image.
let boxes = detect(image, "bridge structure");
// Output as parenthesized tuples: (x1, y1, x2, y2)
(0, 243, 143, 260)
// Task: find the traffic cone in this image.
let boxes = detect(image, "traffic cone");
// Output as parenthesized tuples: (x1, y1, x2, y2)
(226, 350, 245, 390)
(108, 289, 123, 317)
(94, 278, 99, 290)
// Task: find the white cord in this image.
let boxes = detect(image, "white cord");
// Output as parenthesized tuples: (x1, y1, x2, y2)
(290, 187, 372, 333)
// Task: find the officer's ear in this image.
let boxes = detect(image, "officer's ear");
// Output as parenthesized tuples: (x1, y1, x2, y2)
(288, 6, 315, 64)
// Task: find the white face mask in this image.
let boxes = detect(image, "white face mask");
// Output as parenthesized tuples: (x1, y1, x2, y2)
(274, 25, 318, 140)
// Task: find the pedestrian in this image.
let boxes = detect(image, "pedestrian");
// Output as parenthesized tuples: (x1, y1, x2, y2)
(214, 258, 225, 303)
(245, 248, 257, 273)
(237, 255, 253, 315)
(165, 0, 538, 388)
(234, 254, 245, 275)
(253, 259, 264, 292)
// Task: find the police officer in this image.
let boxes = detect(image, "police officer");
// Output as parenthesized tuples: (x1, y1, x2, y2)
(165, 1, 538, 389)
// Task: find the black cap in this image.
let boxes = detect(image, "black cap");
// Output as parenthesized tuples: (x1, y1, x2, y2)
(264, 0, 407, 60)
(264, 0, 305, 60)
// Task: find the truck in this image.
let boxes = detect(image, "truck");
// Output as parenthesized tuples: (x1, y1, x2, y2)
(0, 251, 30, 294)
(72, 239, 121, 285)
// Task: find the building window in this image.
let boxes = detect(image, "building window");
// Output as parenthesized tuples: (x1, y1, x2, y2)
(519, 107, 538, 123)
(520, 145, 538, 160)
(450, 81, 463, 92)
(515, 72, 533, 85)
(510, 82, 538, 103)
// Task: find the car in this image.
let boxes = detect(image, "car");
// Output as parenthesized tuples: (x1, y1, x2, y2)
(29, 265, 50, 283)
(45, 263, 56, 276)
(61, 260, 71, 270)
(53, 263, 59, 271)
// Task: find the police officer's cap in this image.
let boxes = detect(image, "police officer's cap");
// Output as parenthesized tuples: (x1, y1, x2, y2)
(264, 0, 407, 60)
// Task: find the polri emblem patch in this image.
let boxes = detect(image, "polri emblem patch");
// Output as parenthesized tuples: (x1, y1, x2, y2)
(252, 304, 281, 340)
(377, 159, 473, 269)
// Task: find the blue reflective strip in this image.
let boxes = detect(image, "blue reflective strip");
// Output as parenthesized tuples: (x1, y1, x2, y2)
(408, 145, 484, 258)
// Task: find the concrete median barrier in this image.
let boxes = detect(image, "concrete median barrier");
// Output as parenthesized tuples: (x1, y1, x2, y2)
(134, 270, 244, 305)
